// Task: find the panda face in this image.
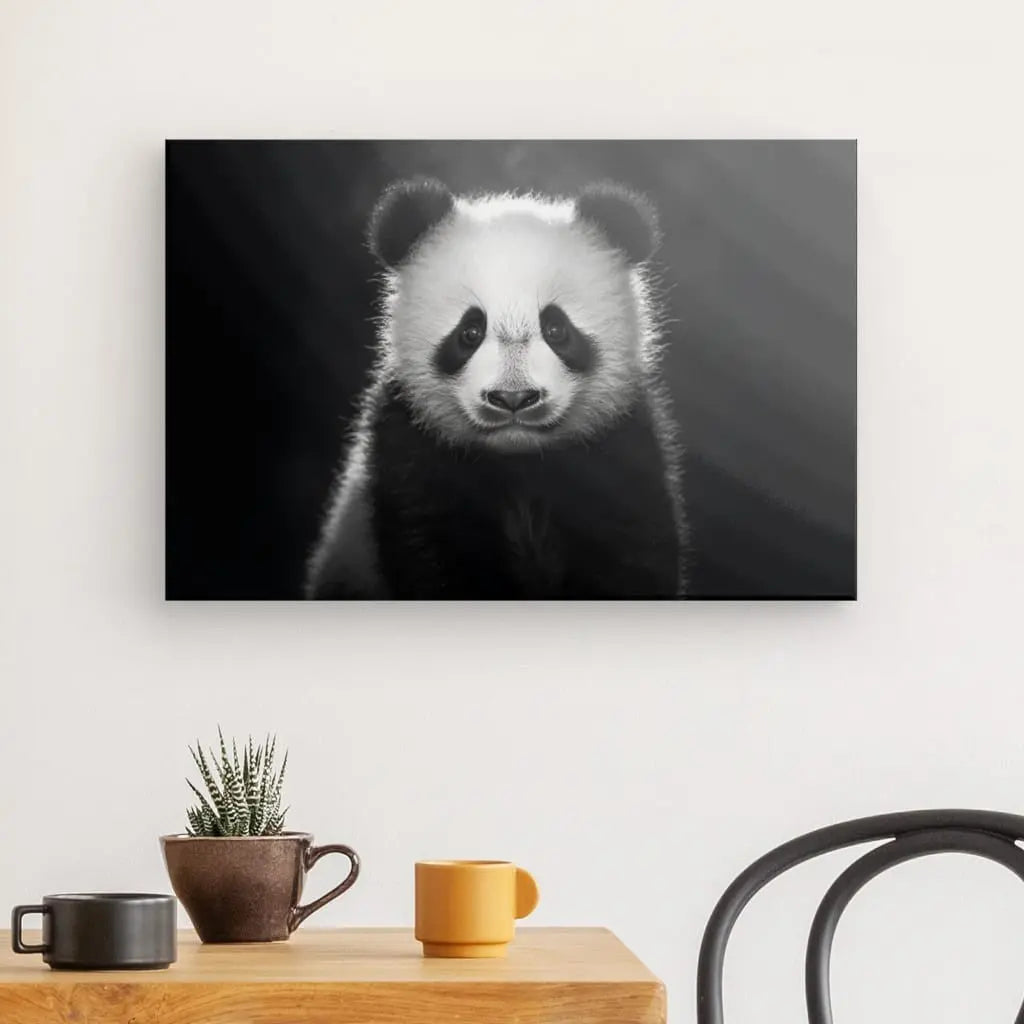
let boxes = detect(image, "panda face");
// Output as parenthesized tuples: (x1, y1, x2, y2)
(373, 185, 659, 451)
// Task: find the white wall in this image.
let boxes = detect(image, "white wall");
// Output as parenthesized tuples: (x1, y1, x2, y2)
(3, 1, 1023, 1020)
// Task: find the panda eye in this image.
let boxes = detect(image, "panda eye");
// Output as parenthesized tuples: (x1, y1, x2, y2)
(543, 321, 567, 345)
(457, 308, 486, 350)
(461, 322, 484, 347)
(540, 308, 569, 347)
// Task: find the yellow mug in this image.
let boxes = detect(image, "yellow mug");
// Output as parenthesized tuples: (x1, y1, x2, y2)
(415, 860, 540, 958)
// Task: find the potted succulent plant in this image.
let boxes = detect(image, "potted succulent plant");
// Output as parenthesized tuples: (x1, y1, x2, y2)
(161, 730, 359, 943)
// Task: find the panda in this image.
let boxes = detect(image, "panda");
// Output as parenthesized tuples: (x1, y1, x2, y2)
(306, 178, 686, 599)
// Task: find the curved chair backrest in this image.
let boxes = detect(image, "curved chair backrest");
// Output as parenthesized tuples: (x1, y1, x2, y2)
(697, 809, 1024, 1024)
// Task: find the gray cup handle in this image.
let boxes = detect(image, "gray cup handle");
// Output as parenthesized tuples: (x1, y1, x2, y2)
(11, 905, 49, 955)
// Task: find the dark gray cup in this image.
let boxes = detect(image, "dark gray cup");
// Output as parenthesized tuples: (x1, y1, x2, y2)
(11, 893, 176, 969)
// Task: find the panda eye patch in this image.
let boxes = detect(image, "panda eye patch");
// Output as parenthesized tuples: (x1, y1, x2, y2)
(434, 306, 487, 376)
(540, 307, 569, 347)
(539, 304, 596, 374)
(460, 312, 486, 349)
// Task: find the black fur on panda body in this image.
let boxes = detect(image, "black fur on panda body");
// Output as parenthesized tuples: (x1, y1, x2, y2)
(311, 376, 684, 599)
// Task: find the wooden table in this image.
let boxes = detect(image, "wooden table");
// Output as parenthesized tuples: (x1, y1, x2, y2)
(0, 927, 666, 1023)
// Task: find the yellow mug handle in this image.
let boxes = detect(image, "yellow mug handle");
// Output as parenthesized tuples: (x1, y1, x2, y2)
(515, 867, 540, 919)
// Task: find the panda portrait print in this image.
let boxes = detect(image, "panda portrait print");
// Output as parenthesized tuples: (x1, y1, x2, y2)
(167, 142, 857, 599)
(306, 180, 687, 599)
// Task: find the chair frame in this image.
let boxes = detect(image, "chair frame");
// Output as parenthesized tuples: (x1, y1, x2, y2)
(696, 809, 1024, 1023)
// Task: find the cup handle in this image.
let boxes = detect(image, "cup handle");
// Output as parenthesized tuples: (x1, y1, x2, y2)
(288, 843, 360, 933)
(11, 905, 49, 954)
(515, 868, 540, 919)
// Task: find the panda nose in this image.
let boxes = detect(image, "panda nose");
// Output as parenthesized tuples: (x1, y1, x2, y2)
(485, 389, 542, 412)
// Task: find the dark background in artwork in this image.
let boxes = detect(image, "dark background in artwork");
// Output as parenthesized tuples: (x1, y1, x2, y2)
(166, 140, 856, 599)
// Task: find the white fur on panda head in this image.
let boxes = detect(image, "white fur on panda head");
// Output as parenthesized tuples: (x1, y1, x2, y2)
(369, 178, 661, 451)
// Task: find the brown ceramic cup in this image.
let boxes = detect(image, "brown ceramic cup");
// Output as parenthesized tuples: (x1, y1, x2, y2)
(161, 832, 359, 943)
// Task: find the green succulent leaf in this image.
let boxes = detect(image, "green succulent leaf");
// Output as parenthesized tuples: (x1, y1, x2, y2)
(200, 802, 219, 836)
(184, 731, 289, 837)
(186, 779, 218, 821)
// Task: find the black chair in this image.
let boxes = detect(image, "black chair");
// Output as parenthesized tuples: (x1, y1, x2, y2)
(697, 809, 1024, 1023)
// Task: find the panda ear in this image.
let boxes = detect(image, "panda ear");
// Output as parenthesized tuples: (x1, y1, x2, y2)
(368, 178, 455, 267)
(575, 182, 660, 264)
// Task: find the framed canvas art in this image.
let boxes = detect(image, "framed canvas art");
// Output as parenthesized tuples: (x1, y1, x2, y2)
(166, 140, 856, 600)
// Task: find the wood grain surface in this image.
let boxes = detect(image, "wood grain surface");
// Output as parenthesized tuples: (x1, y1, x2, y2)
(0, 926, 666, 1023)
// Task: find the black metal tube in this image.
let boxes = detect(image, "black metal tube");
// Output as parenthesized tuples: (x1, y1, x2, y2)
(697, 810, 1024, 1024)
(805, 829, 1024, 1024)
